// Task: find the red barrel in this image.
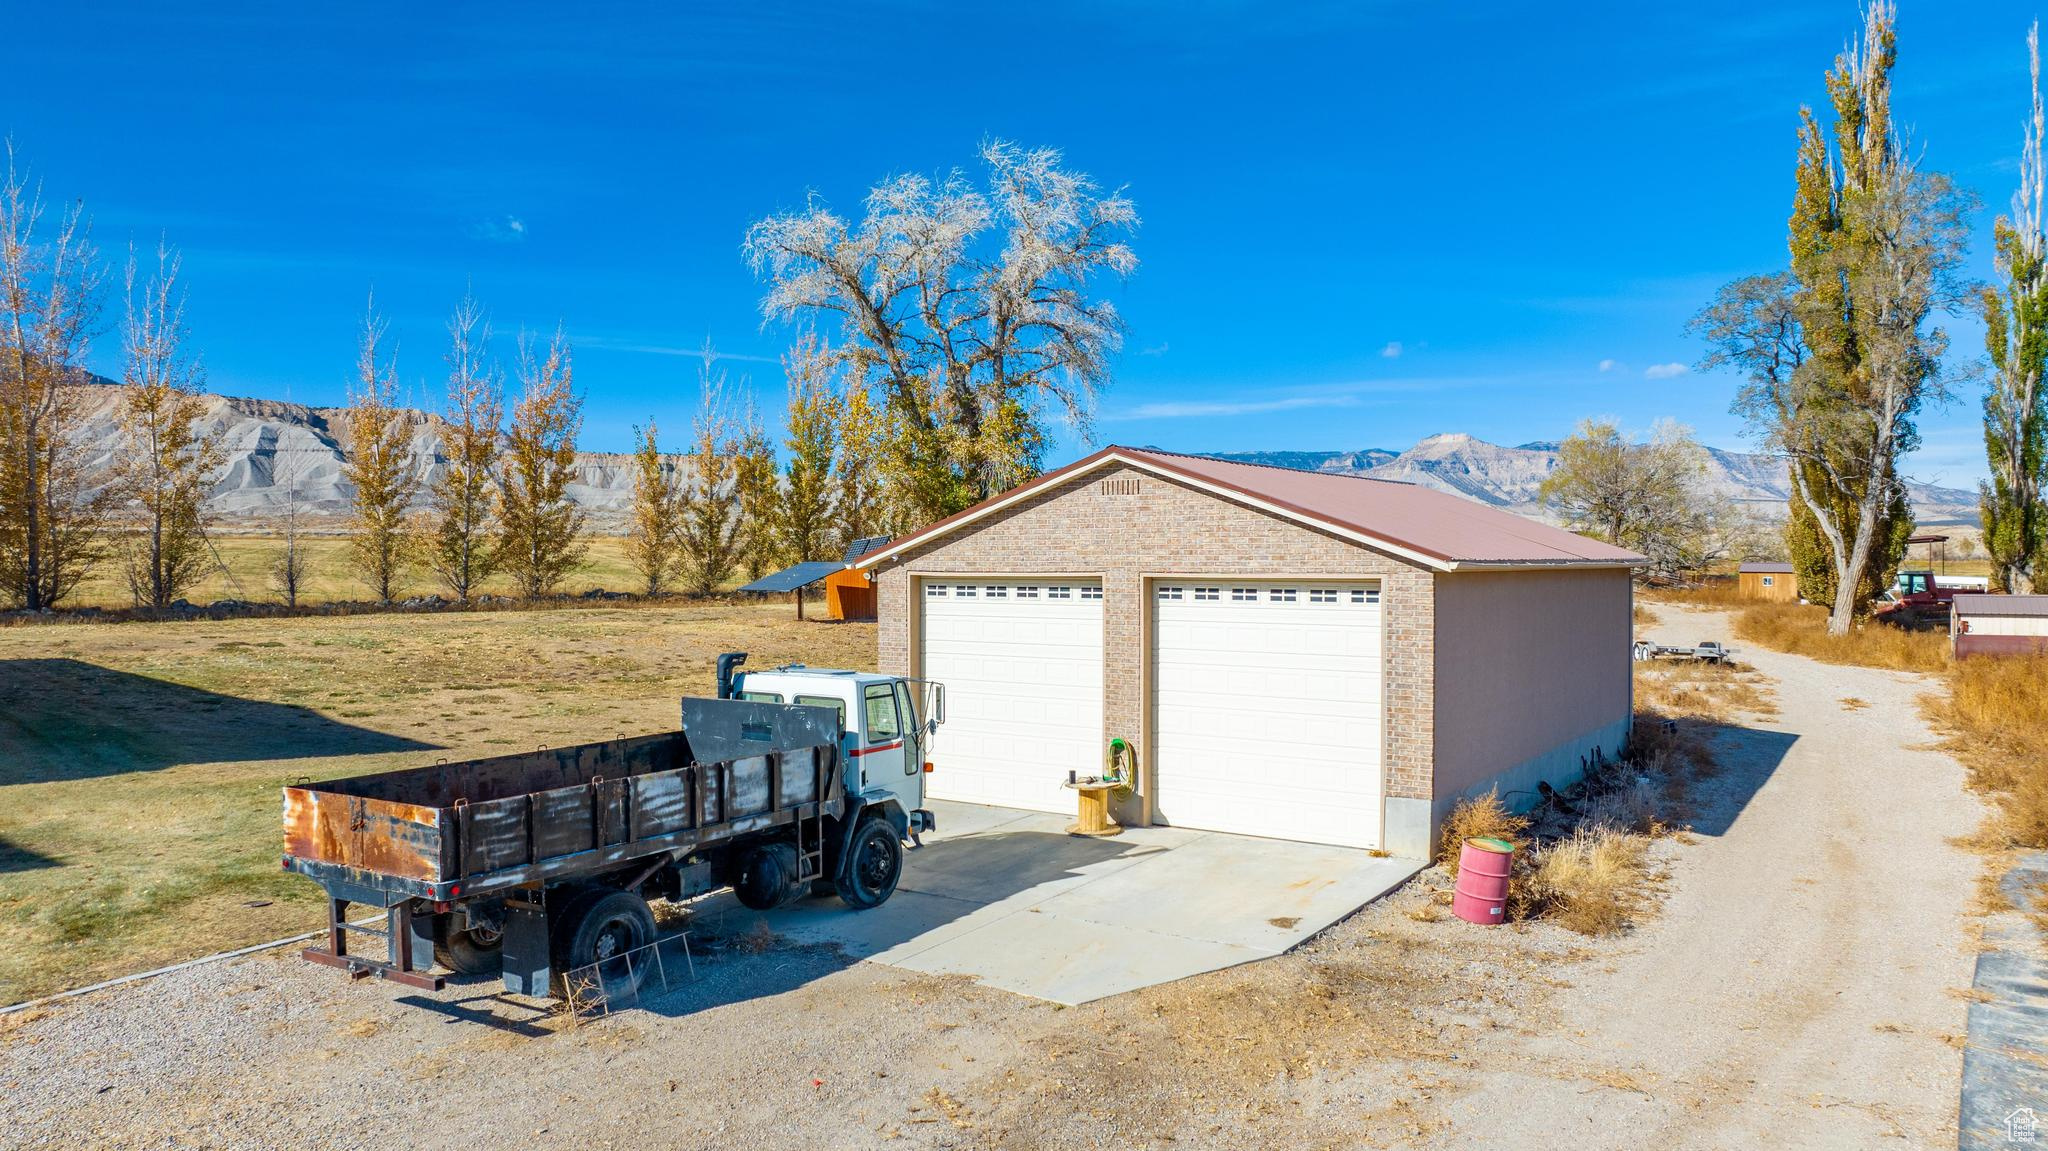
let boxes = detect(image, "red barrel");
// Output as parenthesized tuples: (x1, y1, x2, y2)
(1452, 836, 1515, 925)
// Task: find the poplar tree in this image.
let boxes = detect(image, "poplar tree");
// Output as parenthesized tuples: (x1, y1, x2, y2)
(677, 361, 742, 596)
(497, 329, 587, 598)
(623, 419, 683, 596)
(1697, 3, 1968, 633)
(428, 293, 502, 601)
(732, 401, 780, 580)
(1981, 23, 2048, 595)
(116, 242, 223, 608)
(777, 337, 839, 563)
(341, 302, 419, 603)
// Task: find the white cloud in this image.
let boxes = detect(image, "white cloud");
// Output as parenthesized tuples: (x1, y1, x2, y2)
(469, 215, 527, 243)
(1644, 362, 1688, 380)
(1139, 342, 1170, 357)
(1598, 358, 1618, 373)
(1108, 394, 1363, 421)
(1380, 341, 1403, 359)
(573, 335, 780, 364)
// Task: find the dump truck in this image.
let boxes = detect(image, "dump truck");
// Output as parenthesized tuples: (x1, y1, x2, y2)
(281, 653, 939, 998)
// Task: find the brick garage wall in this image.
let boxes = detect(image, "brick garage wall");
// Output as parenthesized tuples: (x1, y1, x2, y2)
(870, 461, 1438, 811)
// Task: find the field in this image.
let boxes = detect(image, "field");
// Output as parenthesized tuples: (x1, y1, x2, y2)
(68, 532, 672, 609)
(0, 603, 875, 1005)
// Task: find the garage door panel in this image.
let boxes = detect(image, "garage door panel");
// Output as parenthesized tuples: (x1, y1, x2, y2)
(1152, 581, 1383, 849)
(921, 579, 1103, 814)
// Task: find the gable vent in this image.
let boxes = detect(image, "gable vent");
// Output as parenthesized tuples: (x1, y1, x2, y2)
(1098, 476, 1141, 496)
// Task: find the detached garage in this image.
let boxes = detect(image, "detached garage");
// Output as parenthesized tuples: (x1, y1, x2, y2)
(854, 446, 1643, 858)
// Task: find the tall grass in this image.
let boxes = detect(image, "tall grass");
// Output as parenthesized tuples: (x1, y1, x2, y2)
(1732, 601, 1948, 673)
(1938, 654, 2048, 849)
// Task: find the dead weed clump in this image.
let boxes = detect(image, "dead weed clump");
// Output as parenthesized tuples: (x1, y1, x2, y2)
(1437, 789, 1528, 879)
(1632, 657, 1778, 722)
(1513, 825, 1655, 936)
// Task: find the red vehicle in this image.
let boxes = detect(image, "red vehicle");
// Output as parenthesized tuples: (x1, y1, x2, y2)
(1874, 570, 1960, 626)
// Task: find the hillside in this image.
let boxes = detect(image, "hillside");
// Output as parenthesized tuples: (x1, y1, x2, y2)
(68, 384, 680, 529)
(1214, 433, 1981, 528)
(67, 382, 1982, 530)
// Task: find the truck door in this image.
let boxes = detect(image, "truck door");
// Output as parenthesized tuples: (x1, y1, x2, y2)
(855, 681, 925, 814)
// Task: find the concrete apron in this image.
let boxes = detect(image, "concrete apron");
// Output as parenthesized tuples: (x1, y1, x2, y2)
(705, 799, 1422, 1005)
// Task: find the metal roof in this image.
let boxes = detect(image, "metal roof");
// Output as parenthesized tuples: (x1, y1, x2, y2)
(842, 534, 891, 563)
(1740, 562, 1795, 574)
(1953, 594, 2048, 617)
(853, 446, 1645, 572)
(737, 561, 845, 594)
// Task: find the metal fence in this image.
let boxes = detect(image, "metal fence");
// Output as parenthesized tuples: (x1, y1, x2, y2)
(561, 931, 698, 1021)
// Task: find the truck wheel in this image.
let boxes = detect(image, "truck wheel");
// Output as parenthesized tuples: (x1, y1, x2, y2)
(733, 842, 801, 910)
(557, 890, 656, 1000)
(835, 818, 902, 910)
(434, 926, 503, 976)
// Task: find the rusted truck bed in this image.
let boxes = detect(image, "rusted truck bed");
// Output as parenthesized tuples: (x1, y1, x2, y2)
(281, 699, 843, 907)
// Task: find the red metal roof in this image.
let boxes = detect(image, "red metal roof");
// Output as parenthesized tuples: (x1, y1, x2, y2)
(1953, 594, 2048, 617)
(858, 445, 1645, 571)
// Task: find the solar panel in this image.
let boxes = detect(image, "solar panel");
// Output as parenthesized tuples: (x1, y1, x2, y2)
(736, 561, 845, 594)
(841, 534, 891, 563)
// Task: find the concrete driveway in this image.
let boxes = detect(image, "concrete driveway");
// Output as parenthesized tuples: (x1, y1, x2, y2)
(703, 799, 1421, 1004)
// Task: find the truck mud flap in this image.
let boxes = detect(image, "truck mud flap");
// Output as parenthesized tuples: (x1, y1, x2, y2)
(501, 891, 551, 997)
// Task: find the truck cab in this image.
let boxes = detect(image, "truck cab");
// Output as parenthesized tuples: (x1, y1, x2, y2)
(1877, 569, 1959, 625)
(729, 665, 940, 840)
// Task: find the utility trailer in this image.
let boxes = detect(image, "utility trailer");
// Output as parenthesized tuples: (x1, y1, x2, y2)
(1631, 639, 1732, 664)
(281, 653, 938, 999)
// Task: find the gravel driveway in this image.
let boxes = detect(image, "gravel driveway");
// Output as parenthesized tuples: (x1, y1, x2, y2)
(0, 603, 1985, 1149)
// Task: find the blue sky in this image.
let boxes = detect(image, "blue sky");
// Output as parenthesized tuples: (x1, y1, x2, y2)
(6, 2, 2041, 487)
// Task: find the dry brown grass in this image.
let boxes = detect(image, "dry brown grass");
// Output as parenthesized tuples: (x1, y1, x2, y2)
(1933, 652, 2048, 850)
(1633, 601, 1659, 628)
(1733, 601, 1948, 673)
(1514, 825, 1655, 936)
(1437, 789, 1529, 879)
(0, 602, 875, 1004)
(1632, 657, 1777, 722)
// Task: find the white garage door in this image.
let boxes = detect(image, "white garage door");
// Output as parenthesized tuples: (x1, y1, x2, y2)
(920, 578, 1104, 813)
(1152, 581, 1384, 847)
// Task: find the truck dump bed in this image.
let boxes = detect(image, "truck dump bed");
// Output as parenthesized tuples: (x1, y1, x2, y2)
(282, 698, 842, 905)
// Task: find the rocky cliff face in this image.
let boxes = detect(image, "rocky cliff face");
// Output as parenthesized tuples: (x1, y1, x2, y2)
(71, 380, 1981, 529)
(70, 384, 680, 528)
(1214, 436, 1981, 527)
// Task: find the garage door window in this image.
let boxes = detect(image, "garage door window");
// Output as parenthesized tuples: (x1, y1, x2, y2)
(1268, 587, 1298, 603)
(863, 684, 901, 742)
(1081, 586, 1102, 600)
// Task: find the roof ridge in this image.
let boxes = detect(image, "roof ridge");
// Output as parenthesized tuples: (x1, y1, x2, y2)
(1120, 445, 1416, 486)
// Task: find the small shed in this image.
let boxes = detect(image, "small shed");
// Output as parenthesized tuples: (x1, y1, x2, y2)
(1952, 594, 2048, 658)
(1739, 562, 1798, 602)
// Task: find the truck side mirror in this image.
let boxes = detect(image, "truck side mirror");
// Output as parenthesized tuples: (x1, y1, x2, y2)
(931, 683, 945, 726)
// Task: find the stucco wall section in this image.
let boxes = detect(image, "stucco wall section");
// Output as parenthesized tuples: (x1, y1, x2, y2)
(1429, 568, 1635, 803)
(871, 461, 1438, 805)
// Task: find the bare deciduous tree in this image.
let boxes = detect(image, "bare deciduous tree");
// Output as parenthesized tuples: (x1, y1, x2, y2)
(342, 300, 420, 603)
(1540, 419, 1739, 583)
(428, 293, 502, 601)
(498, 329, 587, 598)
(116, 241, 223, 608)
(746, 140, 1138, 521)
(0, 143, 111, 610)
(269, 440, 310, 608)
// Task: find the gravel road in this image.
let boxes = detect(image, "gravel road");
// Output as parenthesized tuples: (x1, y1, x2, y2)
(1426, 604, 1984, 1148)
(0, 603, 1986, 1149)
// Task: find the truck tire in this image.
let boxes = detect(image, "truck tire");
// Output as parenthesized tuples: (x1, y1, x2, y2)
(732, 842, 801, 910)
(434, 925, 503, 976)
(835, 817, 902, 910)
(557, 890, 657, 1001)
